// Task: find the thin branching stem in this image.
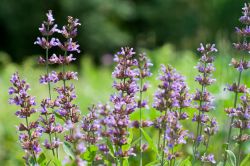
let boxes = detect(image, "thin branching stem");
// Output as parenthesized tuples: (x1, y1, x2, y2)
(237, 129, 243, 166)
(161, 110, 168, 166)
(139, 76, 143, 166)
(223, 70, 242, 166)
(25, 117, 37, 164)
(45, 35, 57, 157)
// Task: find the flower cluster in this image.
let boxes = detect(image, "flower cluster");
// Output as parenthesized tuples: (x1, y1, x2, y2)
(9, 73, 41, 163)
(163, 111, 188, 161)
(234, 3, 250, 53)
(153, 65, 191, 165)
(34, 10, 82, 159)
(225, 93, 250, 143)
(54, 15, 81, 133)
(39, 98, 63, 151)
(96, 104, 111, 155)
(223, 4, 250, 165)
(55, 85, 80, 124)
(201, 154, 216, 164)
(106, 47, 139, 158)
(137, 53, 152, 109)
(36, 14, 80, 85)
(82, 105, 100, 145)
(192, 43, 218, 164)
(34, 10, 59, 49)
(153, 65, 191, 112)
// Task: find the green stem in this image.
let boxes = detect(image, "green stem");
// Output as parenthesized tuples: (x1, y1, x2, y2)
(237, 129, 243, 166)
(223, 70, 242, 166)
(193, 59, 207, 159)
(158, 129, 162, 150)
(45, 114, 55, 156)
(161, 110, 168, 166)
(25, 117, 37, 164)
(171, 148, 176, 166)
(120, 156, 123, 166)
(62, 50, 67, 89)
(45, 37, 58, 158)
(202, 135, 211, 166)
(139, 77, 143, 166)
(193, 84, 205, 159)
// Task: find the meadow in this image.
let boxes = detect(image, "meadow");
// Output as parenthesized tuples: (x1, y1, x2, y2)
(1, 38, 250, 165)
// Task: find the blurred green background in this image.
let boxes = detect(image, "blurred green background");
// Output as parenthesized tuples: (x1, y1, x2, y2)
(0, 0, 249, 165)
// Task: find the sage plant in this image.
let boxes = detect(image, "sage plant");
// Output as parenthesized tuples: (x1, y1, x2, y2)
(225, 93, 250, 166)
(9, 73, 41, 164)
(192, 43, 218, 164)
(107, 47, 139, 164)
(35, 10, 62, 158)
(53, 15, 81, 143)
(223, 3, 250, 165)
(153, 65, 190, 166)
(192, 43, 217, 163)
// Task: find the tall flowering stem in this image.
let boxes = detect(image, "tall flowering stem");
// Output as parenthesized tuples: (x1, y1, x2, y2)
(192, 43, 218, 164)
(53, 15, 81, 143)
(57, 16, 81, 89)
(107, 47, 139, 165)
(137, 53, 152, 166)
(224, 3, 250, 165)
(9, 73, 41, 164)
(225, 93, 250, 166)
(153, 65, 190, 166)
(35, 10, 61, 157)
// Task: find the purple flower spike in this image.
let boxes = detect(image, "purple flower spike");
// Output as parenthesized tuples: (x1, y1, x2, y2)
(100, 47, 139, 158)
(9, 72, 41, 160)
(192, 43, 218, 161)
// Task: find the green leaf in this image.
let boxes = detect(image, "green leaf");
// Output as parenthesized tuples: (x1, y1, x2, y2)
(127, 128, 133, 144)
(240, 154, 250, 166)
(63, 142, 75, 159)
(81, 145, 98, 162)
(217, 162, 224, 166)
(140, 128, 158, 154)
(29, 157, 36, 166)
(52, 158, 62, 166)
(123, 158, 129, 166)
(45, 160, 52, 166)
(131, 137, 141, 146)
(122, 144, 130, 152)
(38, 153, 46, 164)
(55, 112, 65, 121)
(106, 139, 115, 158)
(178, 157, 192, 166)
(226, 150, 236, 166)
(223, 143, 229, 150)
(145, 160, 160, 166)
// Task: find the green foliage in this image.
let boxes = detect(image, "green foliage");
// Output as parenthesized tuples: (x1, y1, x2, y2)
(81, 145, 98, 162)
(240, 154, 250, 166)
(178, 157, 192, 166)
(63, 142, 75, 160)
(52, 158, 62, 166)
(37, 153, 46, 165)
(140, 128, 158, 156)
(226, 150, 237, 166)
